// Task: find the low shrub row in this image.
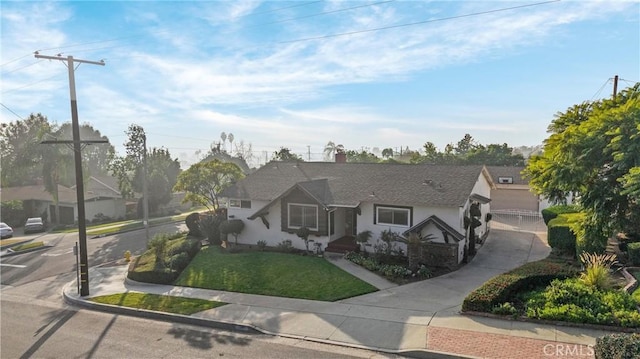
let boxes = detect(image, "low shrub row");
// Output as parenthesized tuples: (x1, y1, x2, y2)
(345, 251, 432, 281)
(526, 278, 640, 328)
(595, 333, 640, 359)
(462, 259, 577, 313)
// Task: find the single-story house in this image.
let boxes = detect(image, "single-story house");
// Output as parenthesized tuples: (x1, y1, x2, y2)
(221, 161, 494, 266)
(1, 176, 126, 225)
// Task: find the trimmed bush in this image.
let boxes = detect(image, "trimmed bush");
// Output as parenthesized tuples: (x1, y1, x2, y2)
(185, 212, 201, 237)
(462, 259, 577, 313)
(595, 333, 640, 359)
(547, 214, 579, 255)
(541, 204, 580, 225)
(127, 267, 178, 284)
(526, 279, 640, 328)
(627, 242, 640, 265)
(169, 252, 191, 272)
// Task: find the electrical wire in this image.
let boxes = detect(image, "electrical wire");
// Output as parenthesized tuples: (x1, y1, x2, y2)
(0, 103, 25, 120)
(1, 60, 42, 76)
(280, 0, 561, 43)
(250, 0, 395, 27)
(1, 73, 64, 94)
(0, 53, 33, 67)
(590, 78, 612, 101)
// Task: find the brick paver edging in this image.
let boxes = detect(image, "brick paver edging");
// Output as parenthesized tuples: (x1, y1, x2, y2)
(426, 327, 596, 359)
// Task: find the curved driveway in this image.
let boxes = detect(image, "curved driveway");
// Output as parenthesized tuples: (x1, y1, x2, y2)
(338, 228, 550, 315)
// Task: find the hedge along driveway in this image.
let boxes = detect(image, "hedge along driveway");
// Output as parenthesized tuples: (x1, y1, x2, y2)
(175, 247, 378, 301)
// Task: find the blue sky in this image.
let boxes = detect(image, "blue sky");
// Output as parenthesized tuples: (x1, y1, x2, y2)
(1, 1, 638, 167)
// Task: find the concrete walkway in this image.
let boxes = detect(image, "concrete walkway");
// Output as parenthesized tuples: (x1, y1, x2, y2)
(63, 228, 618, 359)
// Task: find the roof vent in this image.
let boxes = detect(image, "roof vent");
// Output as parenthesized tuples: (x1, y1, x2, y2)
(498, 176, 513, 184)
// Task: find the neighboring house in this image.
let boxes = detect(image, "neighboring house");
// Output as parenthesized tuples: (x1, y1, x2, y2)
(485, 166, 548, 213)
(221, 161, 494, 266)
(1, 176, 126, 225)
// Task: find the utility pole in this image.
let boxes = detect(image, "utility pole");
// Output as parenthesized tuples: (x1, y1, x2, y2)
(613, 75, 619, 99)
(35, 53, 105, 296)
(307, 145, 311, 161)
(143, 133, 149, 241)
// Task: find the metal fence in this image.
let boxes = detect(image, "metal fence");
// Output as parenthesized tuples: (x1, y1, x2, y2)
(489, 209, 546, 233)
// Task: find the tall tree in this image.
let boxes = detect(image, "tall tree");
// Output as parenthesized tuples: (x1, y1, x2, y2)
(109, 125, 180, 215)
(524, 84, 640, 252)
(273, 147, 302, 161)
(56, 122, 114, 177)
(345, 149, 379, 163)
(323, 141, 338, 161)
(0, 113, 52, 187)
(173, 159, 244, 211)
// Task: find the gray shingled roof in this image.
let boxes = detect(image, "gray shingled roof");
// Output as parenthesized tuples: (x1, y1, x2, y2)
(485, 166, 528, 185)
(223, 162, 491, 208)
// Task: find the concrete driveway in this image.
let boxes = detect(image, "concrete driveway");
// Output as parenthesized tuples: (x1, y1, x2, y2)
(338, 228, 550, 315)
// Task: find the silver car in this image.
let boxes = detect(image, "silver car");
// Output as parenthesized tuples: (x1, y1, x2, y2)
(24, 217, 45, 234)
(0, 222, 13, 239)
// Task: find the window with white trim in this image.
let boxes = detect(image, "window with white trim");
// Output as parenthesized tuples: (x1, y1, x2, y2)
(229, 199, 251, 209)
(376, 206, 410, 227)
(288, 203, 318, 230)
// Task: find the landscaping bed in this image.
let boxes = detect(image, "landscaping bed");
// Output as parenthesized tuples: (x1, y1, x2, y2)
(462, 254, 640, 330)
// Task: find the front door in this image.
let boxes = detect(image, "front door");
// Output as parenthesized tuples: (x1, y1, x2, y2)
(345, 208, 357, 236)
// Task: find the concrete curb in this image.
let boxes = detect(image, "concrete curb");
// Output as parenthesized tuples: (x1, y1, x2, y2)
(62, 279, 466, 359)
(0, 244, 53, 257)
(61, 282, 262, 335)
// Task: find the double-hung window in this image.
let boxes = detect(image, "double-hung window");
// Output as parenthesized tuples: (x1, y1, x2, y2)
(376, 206, 410, 227)
(230, 199, 251, 209)
(288, 203, 318, 230)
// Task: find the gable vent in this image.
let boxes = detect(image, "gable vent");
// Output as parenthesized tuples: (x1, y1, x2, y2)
(498, 177, 513, 184)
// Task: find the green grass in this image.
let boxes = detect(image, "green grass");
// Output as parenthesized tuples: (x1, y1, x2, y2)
(11, 241, 45, 251)
(175, 247, 378, 301)
(89, 292, 225, 315)
(631, 270, 640, 303)
(0, 239, 23, 248)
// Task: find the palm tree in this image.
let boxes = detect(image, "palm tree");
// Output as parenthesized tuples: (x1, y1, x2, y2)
(220, 132, 227, 151)
(323, 141, 336, 161)
(227, 133, 234, 154)
(398, 232, 435, 271)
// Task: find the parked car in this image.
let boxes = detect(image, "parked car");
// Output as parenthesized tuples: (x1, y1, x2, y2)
(24, 217, 45, 234)
(0, 222, 13, 239)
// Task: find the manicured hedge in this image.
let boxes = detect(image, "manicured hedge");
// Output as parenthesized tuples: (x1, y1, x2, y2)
(628, 242, 640, 266)
(128, 234, 201, 285)
(547, 214, 578, 254)
(541, 204, 580, 225)
(462, 259, 577, 313)
(595, 333, 640, 359)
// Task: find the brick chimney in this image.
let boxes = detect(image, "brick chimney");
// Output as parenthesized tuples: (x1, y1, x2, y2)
(335, 152, 347, 163)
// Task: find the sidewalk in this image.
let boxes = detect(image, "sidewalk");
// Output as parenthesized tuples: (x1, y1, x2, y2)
(63, 229, 616, 359)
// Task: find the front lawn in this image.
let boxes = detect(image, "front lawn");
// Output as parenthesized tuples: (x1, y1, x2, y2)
(90, 292, 225, 315)
(175, 247, 378, 301)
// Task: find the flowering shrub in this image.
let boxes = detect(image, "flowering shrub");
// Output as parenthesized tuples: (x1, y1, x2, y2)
(344, 251, 432, 282)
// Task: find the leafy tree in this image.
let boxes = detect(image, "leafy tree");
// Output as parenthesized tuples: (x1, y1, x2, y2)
(465, 143, 525, 166)
(381, 148, 394, 159)
(355, 230, 373, 253)
(273, 147, 302, 161)
(55, 122, 114, 177)
(524, 84, 640, 252)
(203, 143, 251, 174)
(345, 149, 379, 163)
(110, 125, 180, 215)
(173, 159, 244, 211)
(0, 113, 52, 187)
(296, 226, 311, 252)
(220, 219, 244, 246)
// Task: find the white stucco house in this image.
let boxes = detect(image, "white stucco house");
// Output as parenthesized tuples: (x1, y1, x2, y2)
(221, 161, 494, 266)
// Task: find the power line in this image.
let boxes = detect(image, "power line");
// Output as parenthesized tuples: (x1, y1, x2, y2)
(251, 0, 395, 27)
(1, 73, 65, 94)
(248, 0, 323, 17)
(1, 60, 42, 75)
(0, 53, 33, 67)
(590, 78, 612, 101)
(280, 0, 561, 44)
(0, 103, 25, 120)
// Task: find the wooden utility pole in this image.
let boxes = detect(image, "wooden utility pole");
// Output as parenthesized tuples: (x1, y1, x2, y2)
(613, 75, 619, 99)
(35, 52, 105, 296)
